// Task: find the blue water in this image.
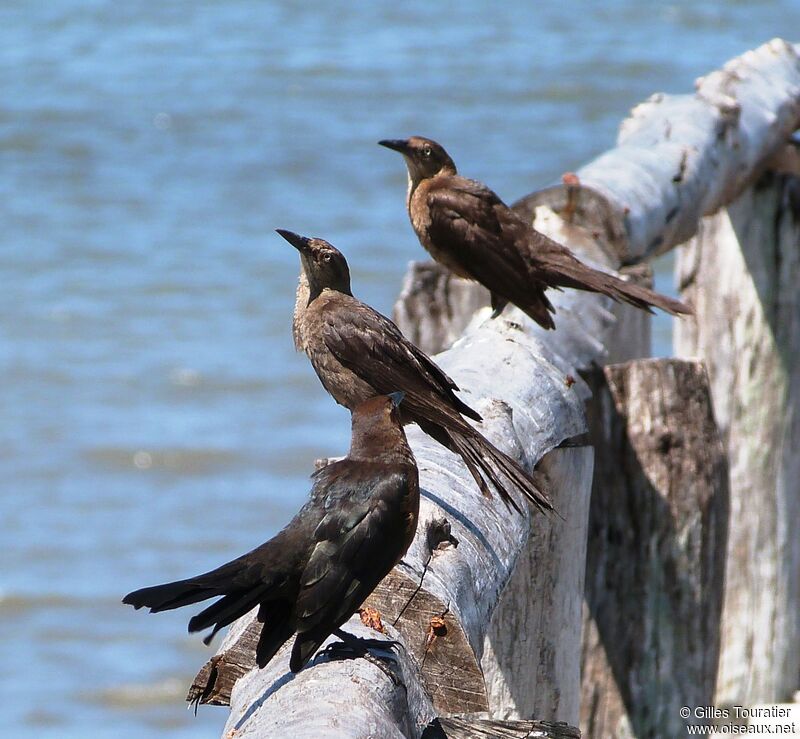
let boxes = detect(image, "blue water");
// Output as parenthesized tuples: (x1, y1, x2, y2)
(2, 2, 797, 735)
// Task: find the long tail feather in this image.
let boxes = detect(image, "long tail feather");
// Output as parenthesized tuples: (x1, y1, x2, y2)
(449, 428, 552, 514)
(546, 260, 691, 316)
(256, 601, 295, 668)
(188, 586, 268, 638)
(122, 560, 244, 613)
(448, 432, 497, 501)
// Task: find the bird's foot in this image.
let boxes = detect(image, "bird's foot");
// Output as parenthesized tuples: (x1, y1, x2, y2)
(322, 629, 402, 684)
(332, 628, 401, 654)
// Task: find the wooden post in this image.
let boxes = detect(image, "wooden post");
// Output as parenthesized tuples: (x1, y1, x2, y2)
(580, 360, 729, 737)
(675, 171, 800, 706)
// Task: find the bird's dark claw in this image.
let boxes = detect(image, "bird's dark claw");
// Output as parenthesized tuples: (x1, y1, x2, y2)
(332, 628, 401, 653)
(321, 630, 402, 684)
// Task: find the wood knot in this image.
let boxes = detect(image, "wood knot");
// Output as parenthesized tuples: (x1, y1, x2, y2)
(426, 518, 459, 555)
(422, 610, 452, 667)
(657, 430, 681, 454)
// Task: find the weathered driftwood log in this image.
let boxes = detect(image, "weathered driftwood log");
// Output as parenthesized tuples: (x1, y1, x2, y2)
(198, 163, 648, 739)
(193, 220, 643, 736)
(675, 171, 800, 706)
(187, 40, 800, 737)
(580, 360, 729, 737)
(525, 38, 800, 263)
(190, 306, 598, 737)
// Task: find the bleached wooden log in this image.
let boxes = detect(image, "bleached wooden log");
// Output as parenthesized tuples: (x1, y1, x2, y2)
(387, 275, 647, 733)
(675, 171, 800, 706)
(192, 224, 638, 737)
(193, 284, 643, 737)
(190, 307, 597, 738)
(198, 161, 648, 739)
(580, 360, 729, 737)
(185, 40, 800, 737)
(565, 38, 800, 261)
(514, 40, 800, 717)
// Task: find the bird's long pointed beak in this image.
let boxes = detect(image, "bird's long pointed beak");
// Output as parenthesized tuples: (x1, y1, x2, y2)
(378, 139, 410, 154)
(388, 391, 405, 408)
(276, 229, 312, 254)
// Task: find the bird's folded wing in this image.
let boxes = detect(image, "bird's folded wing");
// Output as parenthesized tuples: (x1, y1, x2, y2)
(426, 179, 529, 276)
(319, 302, 482, 423)
(295, 472, 409, 634)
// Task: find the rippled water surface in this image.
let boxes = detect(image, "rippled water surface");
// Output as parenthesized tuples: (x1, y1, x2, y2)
(2, 2, 798, 735)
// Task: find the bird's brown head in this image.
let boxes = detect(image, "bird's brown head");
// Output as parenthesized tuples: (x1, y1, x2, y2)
(349, 392, 413, 463)
(276, 230, 352, 300)
(379, 136, 457, 188)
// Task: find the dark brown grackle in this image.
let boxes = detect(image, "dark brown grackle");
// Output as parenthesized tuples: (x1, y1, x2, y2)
(379, 136, 692, 330)
(276, 228, 550, 515)
(123, 393, 419, 673)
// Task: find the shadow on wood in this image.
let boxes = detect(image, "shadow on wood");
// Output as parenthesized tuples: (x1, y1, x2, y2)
(423, 716, 582, 738)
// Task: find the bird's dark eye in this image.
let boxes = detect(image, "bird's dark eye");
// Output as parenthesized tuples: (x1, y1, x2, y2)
(422, 146, 432, 158)
(322, 253, 332, 263)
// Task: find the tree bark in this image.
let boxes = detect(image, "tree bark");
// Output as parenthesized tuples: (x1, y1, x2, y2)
(675, 171, 800, 706)
(580, 360, 729, 738)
